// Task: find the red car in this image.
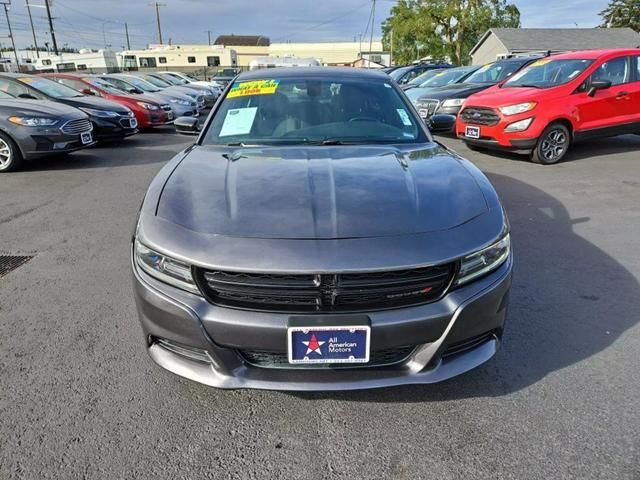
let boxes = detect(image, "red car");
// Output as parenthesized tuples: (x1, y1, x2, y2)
(456, 49, 640, 164)
(41, 73, 174, 129)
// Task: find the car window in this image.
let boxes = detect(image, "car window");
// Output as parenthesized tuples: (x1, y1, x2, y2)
(83, 78, 125, 95)
(503, 59, 593, 88)
(421, 67, 476, 87)
(466, 60, 527, 84)
(203, 77, 428, 146)
(56, 77, 100, 96)
(635, 56, 640, 82)
(0, 78, 47, 99)
(15, 76, 83, 98)
(591, 56, 630, 86)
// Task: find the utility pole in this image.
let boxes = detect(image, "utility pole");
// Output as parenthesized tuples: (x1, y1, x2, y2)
(44, 0, 58, 55)
(1, 2, 20, 71)
(26, 0, 39, 58)
(150, 2, 166, 44)
(368, 0, 376, 57)
(125, 22, 131, 50)
(208, 30, 212, 45)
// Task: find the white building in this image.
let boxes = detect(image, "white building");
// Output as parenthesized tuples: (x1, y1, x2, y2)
(117, 44, 238, 71)
(31, 49, 119, 73)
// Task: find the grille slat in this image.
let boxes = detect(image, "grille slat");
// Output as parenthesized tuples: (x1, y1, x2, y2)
(60, 118, 92, 134)
(195, 264, 455, 313)
(239, 345, 416, 369)
(460, 107, 500, 126)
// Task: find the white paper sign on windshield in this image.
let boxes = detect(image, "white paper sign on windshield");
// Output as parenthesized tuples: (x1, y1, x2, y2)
(219, 107, 258, 137)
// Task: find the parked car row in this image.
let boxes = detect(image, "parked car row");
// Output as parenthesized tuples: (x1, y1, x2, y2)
(0, 70, 222, 172)
(395, 48, 640, 164)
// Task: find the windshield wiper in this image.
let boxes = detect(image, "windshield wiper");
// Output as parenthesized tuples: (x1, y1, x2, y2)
(509, 84, 543, 88)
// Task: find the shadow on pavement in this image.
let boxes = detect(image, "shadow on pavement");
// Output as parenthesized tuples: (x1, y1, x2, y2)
(293, 173, 639, 401)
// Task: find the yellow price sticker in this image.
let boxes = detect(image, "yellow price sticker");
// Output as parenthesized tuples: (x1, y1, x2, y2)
(227, 79, 280, 98)
(530, 59, 551, 67)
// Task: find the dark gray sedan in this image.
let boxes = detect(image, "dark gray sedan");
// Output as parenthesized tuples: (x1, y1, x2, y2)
(132, 68, 512, 391)
(0, 90, 93, 172)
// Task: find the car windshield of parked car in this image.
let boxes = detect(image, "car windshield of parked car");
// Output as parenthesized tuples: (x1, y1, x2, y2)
(407, 69, 443, 86)
(0, 90, 14, 99)
(140, 75, 172, 88)
(503, 59, 593, 88)
(420, 67, 477, 87)
(388, 66, 412, 81)
(203, 77, 428, 146)
(17, 76, 83, 98)
(120, 77, 160, 92)
(83, 78, 126, 95)
(465, 60, 528, 84)
(157, 74, 182, 86)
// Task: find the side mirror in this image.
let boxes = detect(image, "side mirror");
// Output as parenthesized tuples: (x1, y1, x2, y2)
(174, 116, 200, 135)
(82, 89, 96, 96)
(17, 93, 37, 100)
(587, 79, 611, 97)
(428, 114, 456, 133)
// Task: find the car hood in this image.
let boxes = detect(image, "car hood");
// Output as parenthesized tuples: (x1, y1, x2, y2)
(417, 82, 495, 100)
(57, 95, 130, 113)
(156, 144, 488, 240)
(0, 99, 87, 117)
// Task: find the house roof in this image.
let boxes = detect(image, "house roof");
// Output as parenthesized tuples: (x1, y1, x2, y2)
(470, 28, 639, 56)
(213, 35, 270, 47)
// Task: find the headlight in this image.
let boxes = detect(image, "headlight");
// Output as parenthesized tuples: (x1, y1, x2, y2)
(441, 98, 465, 108)
(134, 239, 200, 294)
(79, 107, 119, 118)
(455, 234, 511, 286)
(170, 98, 191, 106)
(136, 101, 159, 111)
(8, 116, 58, 126)
(499, 102, 536, 116)
(504, 117, 533, 132)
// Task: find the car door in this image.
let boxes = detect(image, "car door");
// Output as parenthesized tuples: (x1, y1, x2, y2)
(574, 55, 634, 133)
(631, 55, 640, 125)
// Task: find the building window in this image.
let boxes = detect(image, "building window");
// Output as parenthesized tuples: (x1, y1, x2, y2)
(139, 57, 157, 68)
(187, 56, 196, 63)
(206, 56, 220, 67)
(159, 57, 167, 64)
(42, 59, 52, 66)
(77, 64, 87, 70)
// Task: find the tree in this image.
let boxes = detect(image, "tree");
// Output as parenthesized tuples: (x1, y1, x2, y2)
(600, 0, 640, 32)
(382, 0, 521, 65)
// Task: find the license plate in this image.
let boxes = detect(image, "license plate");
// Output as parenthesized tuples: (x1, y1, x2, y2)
(130, 118, 138, 128)
(80, 131, 92, 144)
(167, 111, 174, 120)
(465, 126, 480, 139)
(418, 108, 429, 118)
(288, 326, 370, 364)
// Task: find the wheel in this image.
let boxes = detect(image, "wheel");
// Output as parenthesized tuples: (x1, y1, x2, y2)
(0, 131, 22, 173)
(530, 123, 571, 165)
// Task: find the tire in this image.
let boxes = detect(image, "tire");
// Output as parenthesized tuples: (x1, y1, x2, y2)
(0, 131, 23, 173)
(530, 123, 571, 165)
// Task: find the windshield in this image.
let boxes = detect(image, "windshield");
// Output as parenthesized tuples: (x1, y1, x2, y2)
(0, 90, 14, 99)
(17, 76, 83, 98)
(503, 58, 593, 88)
(407, 69, 445, 86)
(465, 60, 528, 84)
(420, 67, 477, 87)
(165, 73, 188, 85)
(140, 75, 171, 88)
(83, 78, 127, 95)
(203, 77, 428, 146)
(388, 66, 412, 81)
(120, 77, 159, 92)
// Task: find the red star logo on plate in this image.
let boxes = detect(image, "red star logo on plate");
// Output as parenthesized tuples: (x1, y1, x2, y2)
(302, 334, 325, 355)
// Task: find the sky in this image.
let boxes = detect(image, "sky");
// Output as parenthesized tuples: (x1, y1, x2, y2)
(0, 0, 612, 51)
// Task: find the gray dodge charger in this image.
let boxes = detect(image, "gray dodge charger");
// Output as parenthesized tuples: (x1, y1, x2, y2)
(132, 68, 512, 391)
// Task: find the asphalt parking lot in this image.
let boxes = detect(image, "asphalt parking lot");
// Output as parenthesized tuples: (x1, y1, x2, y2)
(1, 129, 639, 479)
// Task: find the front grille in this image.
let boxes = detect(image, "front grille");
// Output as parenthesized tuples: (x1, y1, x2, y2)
(60, 118, 92, 134)
(460, 107, 500, 126)
(195, 264, 455, 313)
(416, 99, 439, 118)
(119, 118, 136, 128)
(239, 345, 417, 369)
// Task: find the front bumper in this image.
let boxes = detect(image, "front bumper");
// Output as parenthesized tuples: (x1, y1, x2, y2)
(132, 251, 512, 391)
(456, 116, 541, 151)
(14, 127, 95, 160)
(91, 115, 138, 139)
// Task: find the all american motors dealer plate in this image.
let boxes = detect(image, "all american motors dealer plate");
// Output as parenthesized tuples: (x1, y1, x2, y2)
(287, 325, 371, 365)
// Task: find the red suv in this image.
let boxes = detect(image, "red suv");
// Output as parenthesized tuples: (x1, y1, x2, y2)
(456, 49, 640, 163)
(42, 73, 173, 129)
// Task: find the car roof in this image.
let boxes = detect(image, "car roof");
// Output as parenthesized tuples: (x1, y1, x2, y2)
(547, 48, 640, 60)
(237, 67, 389, 82)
